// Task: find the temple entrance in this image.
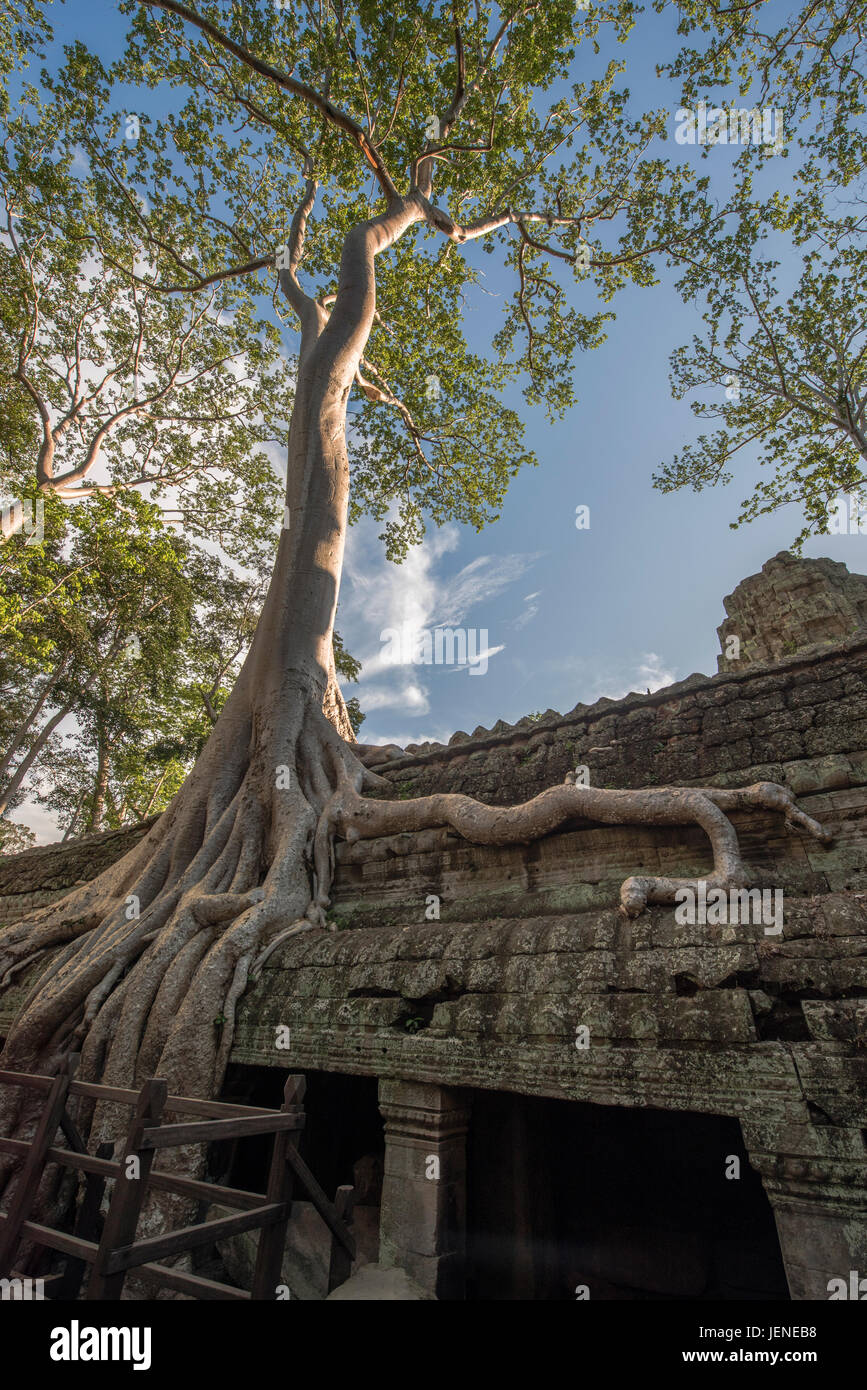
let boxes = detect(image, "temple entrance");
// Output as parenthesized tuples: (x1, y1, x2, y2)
(217, 1064, 383, 1197)
(466, 1091, 788, 1301)
(211, 1065, 384, 1297)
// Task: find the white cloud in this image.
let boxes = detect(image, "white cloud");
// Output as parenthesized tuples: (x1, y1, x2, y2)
(510, 590, 542, 631)
(578, 651, 678, 704)
(361, 726, 454, 749)
(434, 552, 543, 626)
(340, 514, 540, 717)
(635, 652, 677, 693)
(356, 681, 430, 714)
(444, 641, 506, 672)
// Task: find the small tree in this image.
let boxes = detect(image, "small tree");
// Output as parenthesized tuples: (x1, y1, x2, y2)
(655, 0, 867, 541)
(0, 494, 195, 824)
(655, 230, 867, 545)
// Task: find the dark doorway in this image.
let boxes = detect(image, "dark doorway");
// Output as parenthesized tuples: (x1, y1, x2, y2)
(466, 1091, 788, 1301)
(216, 1064, 383, 1198)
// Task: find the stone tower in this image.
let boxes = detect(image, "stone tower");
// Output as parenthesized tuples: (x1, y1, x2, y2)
(717, 550, 867, 671)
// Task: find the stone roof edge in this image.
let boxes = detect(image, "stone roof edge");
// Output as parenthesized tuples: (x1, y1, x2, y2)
(380, 630, 867, 773)
(3, 632, 864, 868)
(0, 816, 158, 871)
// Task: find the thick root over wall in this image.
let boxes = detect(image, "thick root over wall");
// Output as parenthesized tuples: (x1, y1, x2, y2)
(0, 704, 831, 1250)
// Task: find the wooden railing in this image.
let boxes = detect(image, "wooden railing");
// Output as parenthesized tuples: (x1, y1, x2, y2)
(0, 1056, 355, 1300)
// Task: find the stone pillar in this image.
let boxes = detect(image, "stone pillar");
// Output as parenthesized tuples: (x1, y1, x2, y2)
(377, 1079, 472, 1300)
(743, 1121, 867, 1300)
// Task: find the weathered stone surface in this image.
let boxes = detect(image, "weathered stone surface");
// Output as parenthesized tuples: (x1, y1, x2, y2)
(214, 1196, 380, 1300)
(717, 551, 867, 672)
(361, 635, 867, 806)
(325, 1262, 433, 1300)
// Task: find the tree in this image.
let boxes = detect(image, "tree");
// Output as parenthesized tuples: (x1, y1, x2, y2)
(0, 0, 832, 1219)
(654, 0, 867, 542)
(0, 54, 362, 725)
(654, 226, 867, 546)
(0, 493, 195, 828)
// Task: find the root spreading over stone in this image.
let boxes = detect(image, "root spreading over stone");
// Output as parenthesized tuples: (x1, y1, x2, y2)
(0, 725, 830, 1199)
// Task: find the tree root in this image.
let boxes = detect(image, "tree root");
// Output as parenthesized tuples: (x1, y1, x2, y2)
(326, 774, 832, 919)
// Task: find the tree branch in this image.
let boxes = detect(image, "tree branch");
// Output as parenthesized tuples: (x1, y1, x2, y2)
(138, 0, 398, 199)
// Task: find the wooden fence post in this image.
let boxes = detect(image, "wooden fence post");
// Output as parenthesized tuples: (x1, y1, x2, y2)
(0, 1063, 76, 1276)
(86, 1077, 168, 1300)
(249, 1074, 305, 1300)
(54, 1141, 115, 1301)
(327, 1185, 356, 1293)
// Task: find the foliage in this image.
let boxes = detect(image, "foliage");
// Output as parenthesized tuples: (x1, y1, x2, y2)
(653, 0, 867, 544)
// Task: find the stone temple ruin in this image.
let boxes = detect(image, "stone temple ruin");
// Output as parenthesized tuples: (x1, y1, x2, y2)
(1, 551, 866, 1300)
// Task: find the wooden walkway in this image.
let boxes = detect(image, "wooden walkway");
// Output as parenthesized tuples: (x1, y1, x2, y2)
(0, 1057, 355, 1300)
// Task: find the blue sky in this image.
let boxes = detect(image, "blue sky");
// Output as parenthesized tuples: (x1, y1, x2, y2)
(13, 1, 867, 835)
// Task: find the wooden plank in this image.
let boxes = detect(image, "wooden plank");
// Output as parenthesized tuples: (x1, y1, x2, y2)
(53, 1147, 265, 1211)
(54, 1141, 114, 1301)
(136, 1262, 252, 1301)
(0, 1135, 117, 1169)
(104, 1203, 288, 1274)
(145, 1169, 267, 1212)
(37, 1147, 117, 1180)
(327, 1186, 356, 1293)
(0, 1214, 99, 1263)
(87, 1077, 168, 1300)
(162, 1095, 284, 1120)
(285, 1147, 356, 1258)
(0, 1069, 71, 1275)
(0, 1069, 54, 1092)
(0, 1138, 269, 1212)
(0, 1070, 284, 1119)
(59, 1107, 89, 1154)
(68, 1079, 281, 1119)
(138, 1112, 304, 1149)
(148, 1172, 266, 1212)
(0, 1135, 39, 1159)
(250, 1074, 304, 1300)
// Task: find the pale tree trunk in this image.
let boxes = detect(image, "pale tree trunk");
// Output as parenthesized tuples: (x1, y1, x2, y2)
(0, 653, 71, 784)
(0, 703, 72, 819)
(0, 198, 833, 1241)
(86, 727, 111, 833)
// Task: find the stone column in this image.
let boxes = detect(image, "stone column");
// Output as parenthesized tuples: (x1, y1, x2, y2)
(377, 1079, 472, 1300)
(743, 1120, 867, 1300)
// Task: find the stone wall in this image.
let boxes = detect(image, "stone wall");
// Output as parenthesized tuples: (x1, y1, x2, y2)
(0, 819, 155, 927)
(2, 607, 866, 1300)
(365, 632, 867, 807)
(3, 633, 866, 922)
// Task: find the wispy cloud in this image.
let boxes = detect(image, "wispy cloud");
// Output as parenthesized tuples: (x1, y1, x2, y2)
(510, 590, 542, 631)
(340, 517, 542, 721)
(578, 651, 678, 704)
(354, 681, 431, 715)
(434, 553, 544, 626)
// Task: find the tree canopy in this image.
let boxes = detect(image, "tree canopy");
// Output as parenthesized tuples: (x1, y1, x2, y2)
(0, 0, 863, 847)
